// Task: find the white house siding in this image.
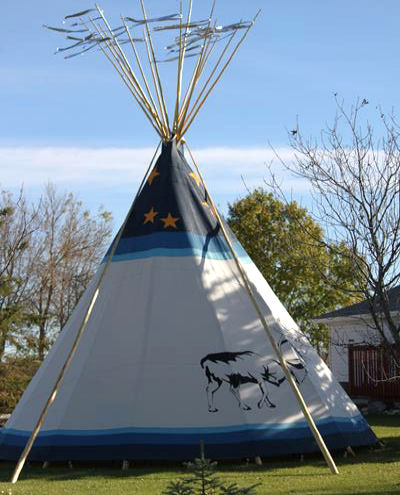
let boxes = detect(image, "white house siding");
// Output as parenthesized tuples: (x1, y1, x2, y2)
(315, 287, 400, 391)
(327, 319, 382, 385)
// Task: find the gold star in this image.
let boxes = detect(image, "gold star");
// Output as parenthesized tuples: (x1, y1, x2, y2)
(147, 168, 160, 186)
(189, 171, 201, 187)
(160, 212, 180, 229)
(144, 207, 158, 224)
(202, 200, 215, 217)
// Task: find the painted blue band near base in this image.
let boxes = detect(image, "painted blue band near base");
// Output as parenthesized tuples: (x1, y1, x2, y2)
(0, 416, 376, 461)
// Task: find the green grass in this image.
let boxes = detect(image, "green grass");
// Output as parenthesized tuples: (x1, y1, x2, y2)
(1, 416, 399, 495)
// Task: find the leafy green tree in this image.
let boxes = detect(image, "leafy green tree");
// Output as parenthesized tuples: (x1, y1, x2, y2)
(227, 189, 360, 355)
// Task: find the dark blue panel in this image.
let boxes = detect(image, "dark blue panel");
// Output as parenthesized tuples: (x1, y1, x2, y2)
(104, 140, 241, 260)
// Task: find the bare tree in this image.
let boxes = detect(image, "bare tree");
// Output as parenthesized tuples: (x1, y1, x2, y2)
(0, 184, 112, 361)
(0, 190, 38, 360)
(28, 184, 112, 360)
(270, 98, 400, 346)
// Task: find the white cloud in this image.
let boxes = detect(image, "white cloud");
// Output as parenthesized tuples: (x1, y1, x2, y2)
(0, 145, 309, 196)
(1, 147, 154, 188)
(0, 145, 314, 228)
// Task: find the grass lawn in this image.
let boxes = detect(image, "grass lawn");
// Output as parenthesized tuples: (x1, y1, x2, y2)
(0, 415, 399, 495)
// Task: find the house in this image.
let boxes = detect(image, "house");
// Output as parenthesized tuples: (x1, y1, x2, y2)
(316, 286, 400, 400)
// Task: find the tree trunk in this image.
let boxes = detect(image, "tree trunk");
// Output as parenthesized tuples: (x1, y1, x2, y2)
(38, 323, 46, 361)
(0, 332, 6, 362)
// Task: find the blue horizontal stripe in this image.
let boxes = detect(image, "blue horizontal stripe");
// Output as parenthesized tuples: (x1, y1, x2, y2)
(1, 415, 368, 437)
(0, 415, 371, 447)
(0, 415, 376, 461)
(103, 232, 251, 263)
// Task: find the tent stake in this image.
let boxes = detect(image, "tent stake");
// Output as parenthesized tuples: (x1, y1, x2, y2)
(10, 143, 162, 484)
(184, 142, 339, 476)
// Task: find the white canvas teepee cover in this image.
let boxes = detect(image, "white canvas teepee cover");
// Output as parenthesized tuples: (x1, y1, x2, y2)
(0, 141, 376, 461)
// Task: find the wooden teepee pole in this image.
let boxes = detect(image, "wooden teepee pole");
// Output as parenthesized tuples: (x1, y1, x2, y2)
(180, 11, 261, 138)
(142, 27, 170, 137)
(122, 17, 163, 131)
(97, 38, 164, 138)
(173, 0, 193, 133)
(140, 0, 171, 133)
(93, 7, 165, 136)
(184, 142, 339, 476)
(177, 1, 217, 132)
(97, 38, 164, 137)
(177, 33, 233, 139)
(85, 17, 164, 138)
(11, 143, 162, 484)
(177, 23, 216, 134)
(177, 29, 237, 137)
(173, 0, 184, 133)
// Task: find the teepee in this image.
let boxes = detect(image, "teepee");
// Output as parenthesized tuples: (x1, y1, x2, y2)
(2, 1, 376, 483)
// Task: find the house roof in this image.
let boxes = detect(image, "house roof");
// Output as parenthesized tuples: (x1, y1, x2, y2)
(316, 285, 400, 320)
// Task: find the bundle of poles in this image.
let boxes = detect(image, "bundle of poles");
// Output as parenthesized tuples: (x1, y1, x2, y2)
(44, 1, 259, 142)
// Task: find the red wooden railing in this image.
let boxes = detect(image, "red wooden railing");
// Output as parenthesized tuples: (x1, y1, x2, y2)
(348, 345, 400, 399)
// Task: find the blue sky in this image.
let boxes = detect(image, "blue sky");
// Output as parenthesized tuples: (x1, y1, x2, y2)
(2, 1, 400, 227)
